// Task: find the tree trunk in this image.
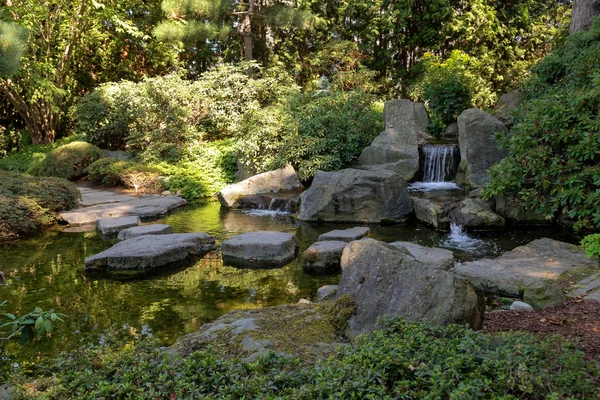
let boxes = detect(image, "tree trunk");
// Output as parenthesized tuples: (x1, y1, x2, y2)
(241, 0, 256, 61)
(570, 0, 600, 34)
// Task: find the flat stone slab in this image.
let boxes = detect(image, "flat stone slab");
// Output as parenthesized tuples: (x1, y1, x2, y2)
(569, 272, 600, 298)
(61, 195, 187, 226)
(117, 224, 173, 241)
(318, 227, 370, 242)
(302, 241, 347, 273)
(390, 242, 455, 271)
(79, 187, 136, 207)
(97, 216, 141, 238)
(221, 231, 299, 268)
(84, 233, 215, 272)
(453, 238, 599, 297)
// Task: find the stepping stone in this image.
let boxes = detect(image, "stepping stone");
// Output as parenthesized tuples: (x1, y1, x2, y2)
(568, 272, 600, 298)
(318, 227, 370, 242)
(221, 231, 299, 268)
(117, 224, 173, 241)
(302, 241, 347, 274)
(316, 285, 338, 302)
(97, 216, 141, 238)
(390, 242, 454, 271)
(84, 233, 215, 272)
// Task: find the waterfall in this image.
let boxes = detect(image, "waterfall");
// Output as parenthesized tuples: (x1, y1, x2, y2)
(420, 144, 460, 182)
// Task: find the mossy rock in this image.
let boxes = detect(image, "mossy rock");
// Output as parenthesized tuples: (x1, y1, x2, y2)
(171, 297, 356, 364)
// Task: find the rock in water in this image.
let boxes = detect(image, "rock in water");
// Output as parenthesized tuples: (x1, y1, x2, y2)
(84, 233, 215, 272)
(356, 99, 429, 180)
(302, 241, 347, 273)
(221, 231, 299, 268)
(218, 165, 302, 208)
(96, 216, 141, 238)
(455, 108, 508, 188)
(117, 224, 173, 240)
(318, 227, 370, 242)
(411, 197, 450, 230)
(298, 169, 413, 223)
(449, 198, 505, 230)
(337, 238, 485, 337)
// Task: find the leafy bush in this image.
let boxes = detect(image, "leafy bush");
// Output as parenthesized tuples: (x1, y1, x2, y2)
(237, 90, 382, 181)
(87, 140, 237, 201)
(75, 65, 297, 163)
(582, 234, 600, 259)
(409, 50, 496, 129)
(35, 142, 104, 180)
(12, 318, 598, 399)
(0, 135, 85, 173)
(0, 171, 79, 241)
(484, 20, 600, 230)
(0, 302, 66, 345)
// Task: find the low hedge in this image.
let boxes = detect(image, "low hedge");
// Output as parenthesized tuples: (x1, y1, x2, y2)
(12, 318, 599, 399)
(0, 171, 79, 241)
(34, 141, 104, 180)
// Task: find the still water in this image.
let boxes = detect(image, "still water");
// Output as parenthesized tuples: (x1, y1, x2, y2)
(0, 202, 575, 373)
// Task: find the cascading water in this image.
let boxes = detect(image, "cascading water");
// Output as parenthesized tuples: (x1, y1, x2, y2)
(420, 144, 460, 182)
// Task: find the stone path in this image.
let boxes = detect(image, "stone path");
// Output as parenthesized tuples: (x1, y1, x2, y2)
(569, 272, 600, 301)
(60, 186, 187, 226)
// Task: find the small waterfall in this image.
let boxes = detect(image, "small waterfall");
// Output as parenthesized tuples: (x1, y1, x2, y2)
(243, 193, 300, 215)
(420, 144, 460, 182)
(441, 223, 484, 251)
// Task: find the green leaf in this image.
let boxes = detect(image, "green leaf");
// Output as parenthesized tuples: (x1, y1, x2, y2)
(34, 307, 42, 313)
(35, 316, 44, 331)
(20, 319, 35, 325)
(44, 320, 54, 333)
(4, 313, 16, 320)
(51, 313, 57, 322)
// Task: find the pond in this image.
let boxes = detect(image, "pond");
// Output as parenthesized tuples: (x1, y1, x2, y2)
(0, 201, 575, 374)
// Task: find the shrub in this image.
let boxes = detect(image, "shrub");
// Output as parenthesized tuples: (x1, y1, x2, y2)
(0, 171, 79, 241)
(12, 318, 599, 399)
(582, 234, 600, 259)
(35, 141, 104, 180)
(0, 135, 84, 173)
(237, 90, 382, 181)
(484, 20, 600, 230)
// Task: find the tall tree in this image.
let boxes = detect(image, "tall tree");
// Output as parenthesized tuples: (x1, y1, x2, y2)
(570, 0, 600, 33)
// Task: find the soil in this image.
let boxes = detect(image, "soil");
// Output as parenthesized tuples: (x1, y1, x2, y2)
(484, 300, 600, 362)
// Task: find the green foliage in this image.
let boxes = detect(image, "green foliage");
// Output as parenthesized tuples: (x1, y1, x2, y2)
(0, 302, 65, 345)
(12, 318, 598, 399)
(35, 142, 104, 180)
(581, 234, 600, 259)
(87, 140, 237, 201)
(0, 21, 28, 78)
(409, 51, 495, 127)
(484, 20, 600, 230)
(237, 90, 382, 181)
(0, 170, 79, 241)
(0, 134, 84, 173)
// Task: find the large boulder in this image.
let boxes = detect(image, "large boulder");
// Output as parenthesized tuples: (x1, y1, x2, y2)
(221, 231, 299, 267)
(411, 197, 450, 230)
(389, 241, 455, 271)
(218, 165, 303, 208)
(494, 196, 550, 225)
(453, 238, 599, 299)
(337, 239, 485, 337)
(298, 169, 413, 223)
(356, 100, 429, 180)
(84, 233, 215, 272)
(455, 108, 508, 188)
(493, 91, 523, 126)
(449, 198, 505, 230)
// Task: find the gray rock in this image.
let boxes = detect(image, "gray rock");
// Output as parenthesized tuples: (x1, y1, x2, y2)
(495, 196, 550, 225)
(316, 285, 339, 302)
(449, 198, 505, 230)
(299, 169, 413, 223)
(318, 227, 370, 242)
(411, 197, 450, 230)
(443, 122, 459, 138)
(523, 281, 566, 310)
(356, 100, 429, 180)
(84, 233, 215, 272)
(221, 231, 299, 267)
(510, 301, 535, 312)
(455, 108, 508, 188)
(338, 238, 485, 337)
(96, 216, 141, 238)
(117, 224, 173, 241)
(218, 165, 302, 208)
(493, 91, 523, 126)
(103, 150, 131, 160)
(453, 238, 598, 298)
(389, 241, 454, 271)
(61, 195, 187, 226)
(302, 241, 347, 273)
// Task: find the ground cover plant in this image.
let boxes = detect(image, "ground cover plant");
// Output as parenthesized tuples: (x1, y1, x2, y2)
(0, 171, 79, 241)
(10, 317, 599, 399)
